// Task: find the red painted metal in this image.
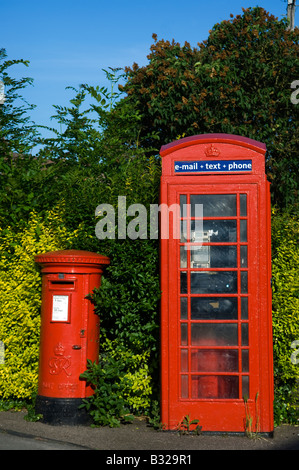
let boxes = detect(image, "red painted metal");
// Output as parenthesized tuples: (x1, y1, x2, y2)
(35, 250, 110, 400)
(160, 134, 273, 433)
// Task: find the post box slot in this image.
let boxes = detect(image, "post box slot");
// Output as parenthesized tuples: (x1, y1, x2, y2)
(49, 280, 75, 291)
(51, 281, 74, 285)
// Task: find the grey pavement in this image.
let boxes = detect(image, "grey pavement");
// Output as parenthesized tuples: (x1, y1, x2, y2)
(0, 430, 86, 450)
(0, 410, 299, 451)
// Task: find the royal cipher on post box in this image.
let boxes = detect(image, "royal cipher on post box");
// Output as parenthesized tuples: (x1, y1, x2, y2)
(35, 250, 110, 425)
(160, 134, 273, 434)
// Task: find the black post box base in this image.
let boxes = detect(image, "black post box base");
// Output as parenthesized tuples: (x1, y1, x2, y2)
(35, 395, 91, 425)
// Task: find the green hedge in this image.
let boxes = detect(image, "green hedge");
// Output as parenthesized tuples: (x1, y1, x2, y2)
(0, 204, 85, 399)
(271, 208, 299, 424)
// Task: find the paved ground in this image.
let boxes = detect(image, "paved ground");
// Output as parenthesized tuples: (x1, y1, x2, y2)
(0, 410, 299, 452)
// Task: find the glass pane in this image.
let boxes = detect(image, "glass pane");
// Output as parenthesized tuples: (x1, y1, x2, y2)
(180, 246, 187, 268)
(241, 323, 249, 346)
(218, 376, 239, 399)
(181, 323, 188, 345)
(240, 194, 247, 216)
(191, 375, 239, 399)
(191, 246, 210, 268)
(224, 247, 237, 268)
(241, 297, 248, 320)
(191, 220, 237, 243)
(180, 297, 188, 319)
(240, 245, 248, 268)
(191, 271, 238, 294)
(241, 271, 248, 293)
(191, 323, 238, 346)
(180, 220, 188, 242)
(181, 349, 188, 372)
(240, 220, 247, 242)
(191, 349, 239, 372)
(180, 195, 187, 216)
(242, 350, 249, 372)
(191, 297, 238, 320)
(191, 246, 237, 268)
(191, 375, 217, 399)
(242, 376, 249, 399)
(180, 271, 187, 294)
(181, 375, 188, 398)
(191, 194, 237, 217)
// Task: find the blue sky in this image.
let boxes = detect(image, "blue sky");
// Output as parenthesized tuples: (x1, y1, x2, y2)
(1, 0, 296, 145)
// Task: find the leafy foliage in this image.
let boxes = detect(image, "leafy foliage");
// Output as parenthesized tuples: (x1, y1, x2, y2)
(121, 36, 200, 150)
(271, 208, 299, 424)
(0, 205, 86, 399)
(92, 240, 160, 350)
(122, 8, 299, 208)
(0, 48, 38, 156)
(80, 357, 134, 427)
(0, 49, 43, 227)
(80, 339, 152, 426)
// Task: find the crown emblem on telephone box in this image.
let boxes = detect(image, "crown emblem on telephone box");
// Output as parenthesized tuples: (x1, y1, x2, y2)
(204, 144, 220, 158)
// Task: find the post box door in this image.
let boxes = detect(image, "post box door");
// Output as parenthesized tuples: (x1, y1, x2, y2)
(162, 183, 264, 431)
(38, 274, 95, 399)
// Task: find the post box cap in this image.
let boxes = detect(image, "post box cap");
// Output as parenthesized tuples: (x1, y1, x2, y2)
(35, 249, 110, 267)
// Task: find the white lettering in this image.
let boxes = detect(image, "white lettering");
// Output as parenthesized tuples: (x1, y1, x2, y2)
(291, 80, 299, 105)
(127, 203, 147, 240)
(95, 203, 115, 240)
(117, 196, 127, 239)
(96, 201, 189, 241)
(290, 340, 299, 365)
(150, 203, 181, 240)
(106, 455, 141, 467)
(228, 161, 252, 171)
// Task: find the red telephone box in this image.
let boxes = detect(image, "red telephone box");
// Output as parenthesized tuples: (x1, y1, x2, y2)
(35, 250, 110, 424)
(160, 134, 273, 434)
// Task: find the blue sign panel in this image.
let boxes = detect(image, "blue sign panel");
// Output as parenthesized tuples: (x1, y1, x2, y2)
(174, 160, 252, 173)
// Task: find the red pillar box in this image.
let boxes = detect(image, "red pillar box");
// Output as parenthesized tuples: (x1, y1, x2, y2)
(35, 250, 110, 424)
(160, 134, 273, 434)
